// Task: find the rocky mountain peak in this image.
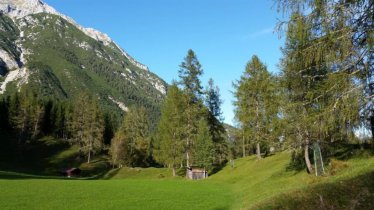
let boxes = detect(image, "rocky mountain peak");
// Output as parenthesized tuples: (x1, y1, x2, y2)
(0, 0, 150, 71)
(0, 0, 57, 18)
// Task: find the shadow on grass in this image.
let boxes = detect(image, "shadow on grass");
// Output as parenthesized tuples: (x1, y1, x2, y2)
(0, 133, 112, 179)
(285, 143, 374, 173)
(253, 170, 374, 210)
(0, 134, 71, 174)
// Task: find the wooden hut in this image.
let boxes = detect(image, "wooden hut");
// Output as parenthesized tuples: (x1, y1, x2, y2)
(186, 167, 208, 180)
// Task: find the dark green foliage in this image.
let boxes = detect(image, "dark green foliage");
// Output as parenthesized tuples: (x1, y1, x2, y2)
(27, 61, 68, 98)
(178, 49, 204, 102)
(0, 97, 9, 130)
(103, 112, 118, 145)
(205, 78, 228, 165)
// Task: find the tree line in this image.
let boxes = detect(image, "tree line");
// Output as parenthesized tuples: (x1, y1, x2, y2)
(110, 49, 229, 176)
(0, 0, 371, 176)
(0, 90, 118, 163)
(0, 49, 230, 175)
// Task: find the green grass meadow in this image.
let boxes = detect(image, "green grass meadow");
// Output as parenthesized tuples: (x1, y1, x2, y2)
(1, 139, 374, 210)
(0, 178, 233, 210)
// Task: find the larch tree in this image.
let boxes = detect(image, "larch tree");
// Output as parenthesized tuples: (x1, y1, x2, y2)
(234, 55, 278, 160)
(69, 92, 104, 163)
(110, 106, 150, 167)
(280, 12, 360, 173)
(154, 84, 186, 176)
(280, 13, 327, 173)
(121, 106, 151, 167)
(109, 131, 126, 168)
(276, 0, 373, 141)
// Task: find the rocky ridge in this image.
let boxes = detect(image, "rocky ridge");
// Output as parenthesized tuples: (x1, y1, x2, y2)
(0, 0, 149, 71)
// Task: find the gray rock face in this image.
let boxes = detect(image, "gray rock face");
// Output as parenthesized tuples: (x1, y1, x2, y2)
(0, 0, 166, 99)
(0, 0, 150, 71)
(0, 49, 20, 70)
(0, 0, 57, 18)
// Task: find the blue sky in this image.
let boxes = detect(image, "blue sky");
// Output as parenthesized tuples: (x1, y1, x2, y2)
(44, 0, 285, 125)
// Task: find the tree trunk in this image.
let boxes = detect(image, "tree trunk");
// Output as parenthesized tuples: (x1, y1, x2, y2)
(370, 114, 374, 143)
(242, 135, 246, 157)
(186, 151, 190, 167)
(33, 118, 39, 139)
(304, 144, 313, 174)
(255, 99, 261, 160)
(87, 151, 91, 164)
(256, 142, 262, 160)
(172, 167, 176, 177)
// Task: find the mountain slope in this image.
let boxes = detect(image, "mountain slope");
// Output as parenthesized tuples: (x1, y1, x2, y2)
(0, 0, 167, 123)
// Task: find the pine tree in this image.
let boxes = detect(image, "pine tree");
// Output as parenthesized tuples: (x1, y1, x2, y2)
(205, 78, 228, 165)
(178, 49, 204, 101)
(178, 49, 206, 167)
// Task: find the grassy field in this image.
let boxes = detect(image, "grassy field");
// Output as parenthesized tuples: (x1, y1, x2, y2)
(0, 178, 233, 210)
(211, 151, 374, 209)
(1, 142, 374, 209)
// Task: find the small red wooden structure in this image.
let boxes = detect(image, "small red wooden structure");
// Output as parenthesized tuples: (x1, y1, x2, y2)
(62, 168, 81, 177)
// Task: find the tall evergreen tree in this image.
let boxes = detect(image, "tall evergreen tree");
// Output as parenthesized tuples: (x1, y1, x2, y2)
(110, 106, 151, 167)
(154, 84, 186, 176)
(280, 12, 360, 173)
(193, 119, 215, 170)
(178, 49, 206, 167)
(205, 78, 228, 164)
(69, 93, 104, 163)
(121, 106, 151, 166)
(234, 55, 278, 160)
(178, 49, 204, 101)
(276, 0, 372, 141)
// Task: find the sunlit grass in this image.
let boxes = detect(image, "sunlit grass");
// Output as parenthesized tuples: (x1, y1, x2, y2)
(1, 149, 374, 209)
